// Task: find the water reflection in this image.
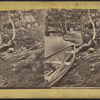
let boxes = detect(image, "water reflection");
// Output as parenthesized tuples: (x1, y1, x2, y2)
(45, 36, 74, 57)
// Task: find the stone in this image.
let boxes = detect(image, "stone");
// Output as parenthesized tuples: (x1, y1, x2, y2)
(88, 48, 95, 53)
(63, 31, 83, 46)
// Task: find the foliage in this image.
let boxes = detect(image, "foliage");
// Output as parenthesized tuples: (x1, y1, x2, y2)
(0, 9, 46, 50)
(45, 9, 100, 47)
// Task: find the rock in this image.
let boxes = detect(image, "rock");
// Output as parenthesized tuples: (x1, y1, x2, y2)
(31, 61, 41, 72)
(88, 48, 95, 53)
(14, 73, 43, 88)
(7, 48, 15, 53)
(91, 63, 96, 68)
(0, 75, 7, 87)
(82, 34, 90, 44)
(63, 31, 83, 46)
(90, 68, 94, 71)
(11, 61, 33, 74)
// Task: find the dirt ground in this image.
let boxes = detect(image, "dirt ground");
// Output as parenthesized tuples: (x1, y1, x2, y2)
(54, 48, 100, 87)
(0, 45, 44, 88)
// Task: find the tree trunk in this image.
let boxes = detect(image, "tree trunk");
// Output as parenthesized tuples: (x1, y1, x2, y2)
(0, 12, 16, 52)
(0, 13, 2, 31)
(14, 12, 15, 27)
(74, 10, 97, 54)
(88, 9, 96, 40)
(65, 20, 67, 34)
(64, 10, 97, 70)
(81, 14, 83, 31)
(59, 20, 64, 34)
(8, 11, 16, 41)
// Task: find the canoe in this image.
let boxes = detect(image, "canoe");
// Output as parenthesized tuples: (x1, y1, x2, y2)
(44, 45, 75, 87)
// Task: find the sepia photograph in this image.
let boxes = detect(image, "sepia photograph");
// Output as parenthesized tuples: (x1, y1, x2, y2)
(0, 7, 100, 90)
(44, 9, 100, 88)
(0, 9, 46, 88)
(0, 1, 100, 99)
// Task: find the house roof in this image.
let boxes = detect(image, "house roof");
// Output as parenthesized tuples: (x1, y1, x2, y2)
(21, 15, 36, 23)
(2, 15, 36, 26)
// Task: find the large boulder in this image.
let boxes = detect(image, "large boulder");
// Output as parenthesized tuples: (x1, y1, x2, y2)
(63, 31, 83, 46)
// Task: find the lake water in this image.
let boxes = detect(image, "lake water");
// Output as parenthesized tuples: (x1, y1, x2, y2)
(45, 36, 74, 57)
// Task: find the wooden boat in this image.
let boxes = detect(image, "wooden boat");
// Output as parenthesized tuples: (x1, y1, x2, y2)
(44, 45, 76, 87)
(44, 33, 83, 87)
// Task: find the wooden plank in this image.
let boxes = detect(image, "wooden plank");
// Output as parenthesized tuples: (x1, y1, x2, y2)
(46, 61, 71, 65)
